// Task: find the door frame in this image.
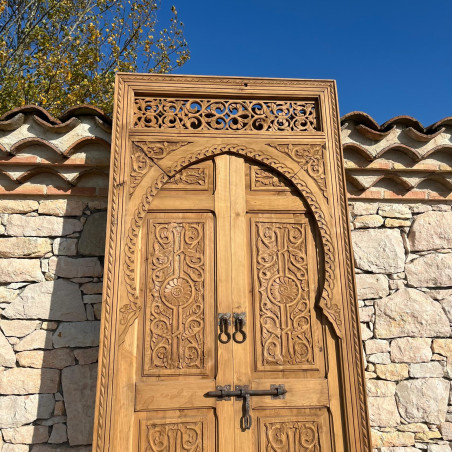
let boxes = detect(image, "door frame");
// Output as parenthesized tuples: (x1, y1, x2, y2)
(93, 74, 371, 452)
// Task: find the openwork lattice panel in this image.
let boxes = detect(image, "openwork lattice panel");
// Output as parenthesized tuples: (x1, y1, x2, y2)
(134, 98, 318, 132)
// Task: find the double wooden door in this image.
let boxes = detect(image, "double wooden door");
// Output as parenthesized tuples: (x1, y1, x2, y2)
(93, 74, 371, 452)
(132, 155, 341, 451)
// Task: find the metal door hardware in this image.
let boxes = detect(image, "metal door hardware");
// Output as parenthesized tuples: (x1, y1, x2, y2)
(218, 313, 231, 344)
(213, 385, 232, 400)
(232, 312, 247, 344)
(204, 384, 286, 430)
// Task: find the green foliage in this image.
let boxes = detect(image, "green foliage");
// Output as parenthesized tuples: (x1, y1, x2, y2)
(0, 0, 189, 115)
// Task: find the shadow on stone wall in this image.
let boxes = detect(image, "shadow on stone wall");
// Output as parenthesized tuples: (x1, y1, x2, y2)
(0, 199, 107, 451)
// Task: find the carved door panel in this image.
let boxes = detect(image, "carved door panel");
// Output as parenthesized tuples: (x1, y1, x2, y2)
(133, 160, 231, 451)
(94, 75, 371, 452)
(228, 158, 338, 451)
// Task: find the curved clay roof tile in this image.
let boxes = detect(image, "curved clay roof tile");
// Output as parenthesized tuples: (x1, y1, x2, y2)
(0, 105, 60, 124)
(59, 105, 112, 125)
(10, 138, 62, 156)
(0, 113, 25, 131)
(64, 137, 111, 157)
(17, 167, 72, 185)
(340, 111, 452, 135)
(32, 115, 81, 134)
(0, 104, 111, 131)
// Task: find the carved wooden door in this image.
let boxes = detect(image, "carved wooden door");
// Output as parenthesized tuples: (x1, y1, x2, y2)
(217, 155, 337, 451)
(93, 75, 371, 452)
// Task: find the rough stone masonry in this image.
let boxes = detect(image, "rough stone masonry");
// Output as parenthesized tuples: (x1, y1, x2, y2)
(351, 203, 452, 452)
(2, 199, 452, 452)
(0, 199, 106, 452)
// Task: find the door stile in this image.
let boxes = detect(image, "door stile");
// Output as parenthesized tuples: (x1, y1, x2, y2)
(214, 155, 236, 451)
(228, 157, 255, 451)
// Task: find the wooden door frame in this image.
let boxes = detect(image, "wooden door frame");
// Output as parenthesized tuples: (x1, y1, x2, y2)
(93, 74, 371, 451)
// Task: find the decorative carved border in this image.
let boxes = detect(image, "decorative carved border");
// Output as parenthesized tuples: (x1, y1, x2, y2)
(329, 89, 371, 449)
(120, 73, 333, 91)
(118, 144, 343, 343)
(94, 78, 123, 452)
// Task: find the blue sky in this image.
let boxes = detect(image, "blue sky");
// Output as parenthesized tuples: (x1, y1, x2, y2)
(172, 0, 451, 126)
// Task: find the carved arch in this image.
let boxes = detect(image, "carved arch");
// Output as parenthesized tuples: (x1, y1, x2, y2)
(119, 144, 343, 344)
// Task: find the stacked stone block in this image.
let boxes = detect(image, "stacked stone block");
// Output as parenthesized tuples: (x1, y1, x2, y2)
(0, 199, 107, 451)
(351, 201, 452, 452)
(2, 198, 451, 451)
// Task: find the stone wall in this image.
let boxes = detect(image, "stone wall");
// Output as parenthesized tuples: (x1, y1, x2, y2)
(1, 107, 452, 451)
(350, 201, 452, 452)
(0, 199, 107, 452)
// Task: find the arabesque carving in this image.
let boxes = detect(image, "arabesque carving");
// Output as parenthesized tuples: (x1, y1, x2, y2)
(251, 167, 286, 190)
(144, 221, 206, 374)
(129, 141, 191, 196)
(144, 421, 203, 452)
(268, 144, 327, 198)
(134, 141, 190, 161)
(134, 98, 318, 132)
(165, 168, 207, 189)
(96, 76, 371, 452)
(130, 144, 153, 196)
(263, 420, 320, 452)
(254, 221, 314, 368)
(119, 173, 168, 344)
(291, 177, 341, 335)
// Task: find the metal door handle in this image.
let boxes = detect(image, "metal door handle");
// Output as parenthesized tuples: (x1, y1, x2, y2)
(218, 313, 231, 344)
(233, 312, 246, 344)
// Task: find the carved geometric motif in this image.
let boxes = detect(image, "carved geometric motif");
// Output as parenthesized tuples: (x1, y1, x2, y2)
(144, 220, 207, 375)
(253, 220, 314, 369)
(267, 144, 327, 198)
(263, 421, 320, 452)
(134, 98, 318, 132)
(144, 421, 203, 452)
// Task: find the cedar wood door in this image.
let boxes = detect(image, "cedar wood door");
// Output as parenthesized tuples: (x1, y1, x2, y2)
(93, 75, 371, 452)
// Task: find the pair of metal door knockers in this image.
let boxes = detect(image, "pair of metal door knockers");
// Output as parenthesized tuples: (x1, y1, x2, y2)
(93, 74, 371, 451)
(214, 312, 268, 431)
